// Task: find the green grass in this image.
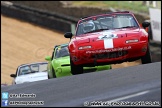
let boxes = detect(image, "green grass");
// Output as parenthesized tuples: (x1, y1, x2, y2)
(71, 1, 161, 14)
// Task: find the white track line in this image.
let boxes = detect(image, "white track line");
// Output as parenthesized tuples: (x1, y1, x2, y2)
(108, 90, 149, 102)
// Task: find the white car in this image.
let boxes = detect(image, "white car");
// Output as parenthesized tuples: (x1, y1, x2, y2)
(1, 83, 8, 87)
(10, 62, 48, 85)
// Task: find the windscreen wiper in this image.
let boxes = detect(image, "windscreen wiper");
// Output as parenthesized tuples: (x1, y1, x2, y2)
(114, 26, 137, 29)
(61, 54, 69, 57)
(31, 71, 38, 73)
(121, 26, 137, 28)
(85, 28, 109, 34)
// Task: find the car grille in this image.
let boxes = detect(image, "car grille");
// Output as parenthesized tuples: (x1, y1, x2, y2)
(61, 64, 70, 66)
(91, 50, 128, 59)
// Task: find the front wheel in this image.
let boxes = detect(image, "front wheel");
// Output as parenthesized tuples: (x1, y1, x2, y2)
(109, 65, 112, 69)
(141, 44, 152, 64)
(51, 67, 56, 78)
(70, 56, 83, 75)
(48, 75, 50, 79)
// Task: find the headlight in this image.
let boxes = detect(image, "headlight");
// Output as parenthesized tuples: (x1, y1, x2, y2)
(78, 46, 92, 50)
(126, 39, 138, 44)
(56, 68, 62, 73)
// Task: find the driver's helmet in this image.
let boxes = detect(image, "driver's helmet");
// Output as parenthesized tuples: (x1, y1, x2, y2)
(59, 47, 69, 57)
(83, 20, 95, 33)
(21, 66, 30, 75)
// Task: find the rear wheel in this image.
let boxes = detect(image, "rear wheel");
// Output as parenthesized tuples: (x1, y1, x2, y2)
(141, 44, 152, 64)
(70, 56, 83, 75)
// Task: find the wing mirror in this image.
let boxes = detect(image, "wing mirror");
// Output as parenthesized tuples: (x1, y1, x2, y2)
(10, 74, 16, 78)
(64, 32, 73, 39)
(45, 56, 51, 61)
(142, 21, 150, 29)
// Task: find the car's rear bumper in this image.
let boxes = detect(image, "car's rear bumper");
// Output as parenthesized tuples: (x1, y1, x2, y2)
(71, 41, 148, 66)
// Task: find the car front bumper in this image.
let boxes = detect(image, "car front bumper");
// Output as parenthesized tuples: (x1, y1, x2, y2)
(70, 41, 148, 66)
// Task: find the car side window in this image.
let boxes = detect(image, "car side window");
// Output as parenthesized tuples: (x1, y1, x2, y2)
(76, 23, 84, 36)
(52, 46, 57, 59)
(51, 51, 54, 59)
(15, 68, 19, 77)
(54, 47, 60, 58)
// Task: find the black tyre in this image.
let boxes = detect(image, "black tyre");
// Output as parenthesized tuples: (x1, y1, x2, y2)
(70, 56, 83, 75)
(51, 67, 56, 78)
(48, 75, 50, 79)
(110, 65, 112, 69)
(141, 44, 152, 64)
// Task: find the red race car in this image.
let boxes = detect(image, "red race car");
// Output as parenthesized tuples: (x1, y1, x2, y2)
(64, 11, 152, 75)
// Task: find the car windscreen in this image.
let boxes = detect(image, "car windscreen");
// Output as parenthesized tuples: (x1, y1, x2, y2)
(76, 14, 139, 36)
(18, 63, 48, 76)
(55, 46, 69, 58)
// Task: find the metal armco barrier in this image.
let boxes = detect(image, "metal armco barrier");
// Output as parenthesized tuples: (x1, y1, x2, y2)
(1, 1, 77, 33)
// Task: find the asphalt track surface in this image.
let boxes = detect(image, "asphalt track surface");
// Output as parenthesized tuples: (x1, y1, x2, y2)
(1, 62, 161, 107)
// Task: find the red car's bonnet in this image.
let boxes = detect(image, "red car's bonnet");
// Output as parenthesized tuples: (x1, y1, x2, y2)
(73, 28, 141, 45)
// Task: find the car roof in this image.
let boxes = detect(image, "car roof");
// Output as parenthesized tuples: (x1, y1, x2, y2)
(19, 62, 48, 67)
(54, 43, 68, 49)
